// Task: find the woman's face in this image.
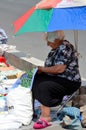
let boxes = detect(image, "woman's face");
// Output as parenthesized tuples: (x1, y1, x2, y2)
(47, 39, 61, 49)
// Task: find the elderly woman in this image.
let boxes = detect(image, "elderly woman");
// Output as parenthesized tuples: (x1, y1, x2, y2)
(32, 31, 81, 129)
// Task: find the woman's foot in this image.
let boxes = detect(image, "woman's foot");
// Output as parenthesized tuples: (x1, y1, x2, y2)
(40, 116, 51, 122)
(33, 118, 52, 129)
(33, 105, 52, 129)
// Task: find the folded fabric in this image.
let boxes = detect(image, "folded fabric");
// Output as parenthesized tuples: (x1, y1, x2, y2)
(60, 107, 82, 130)
(20, 67, 38, 89)
(12, 67, 38, 89)
(61, 106, 80, 118)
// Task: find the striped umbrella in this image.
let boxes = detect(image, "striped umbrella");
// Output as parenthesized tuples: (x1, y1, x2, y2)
(13, 0, 86, 36)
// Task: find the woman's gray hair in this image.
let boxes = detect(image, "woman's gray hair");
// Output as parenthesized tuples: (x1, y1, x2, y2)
(45, 31, 65, 42)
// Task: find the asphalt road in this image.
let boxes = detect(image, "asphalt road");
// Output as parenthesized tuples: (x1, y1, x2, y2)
(0, 0, 86, 79)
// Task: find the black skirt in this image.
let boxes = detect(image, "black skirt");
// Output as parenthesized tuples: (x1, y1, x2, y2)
(32, 73, 81, 107)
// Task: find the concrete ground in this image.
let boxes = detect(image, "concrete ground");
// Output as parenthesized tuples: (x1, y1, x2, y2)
(19, 122, 70, 130)
(18, 123, 86, 130)
(18, 121, 86, 130)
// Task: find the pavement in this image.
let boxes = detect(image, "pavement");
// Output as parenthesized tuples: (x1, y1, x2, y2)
(19, 125, 86, 130)
(18, 122, 71, 130)
(18, 120, 86, 130)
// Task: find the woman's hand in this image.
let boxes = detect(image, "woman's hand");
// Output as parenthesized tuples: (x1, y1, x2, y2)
(37, 66, 43, 74)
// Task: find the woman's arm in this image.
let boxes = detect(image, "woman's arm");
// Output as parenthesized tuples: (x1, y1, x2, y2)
(37, 64, 66, 74)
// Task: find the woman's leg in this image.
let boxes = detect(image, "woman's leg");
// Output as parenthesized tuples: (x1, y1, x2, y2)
(40, 105, 51, 122)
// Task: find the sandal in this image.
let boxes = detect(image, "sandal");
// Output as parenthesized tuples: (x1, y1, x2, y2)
(33, 118, 52, 129)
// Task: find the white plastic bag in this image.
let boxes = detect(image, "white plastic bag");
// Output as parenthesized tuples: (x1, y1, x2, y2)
(7, 85, 33, 125)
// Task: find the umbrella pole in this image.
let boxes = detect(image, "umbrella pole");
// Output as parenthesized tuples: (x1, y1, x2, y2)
(74, 30, 78, 51)
(74, 30, 82, 58)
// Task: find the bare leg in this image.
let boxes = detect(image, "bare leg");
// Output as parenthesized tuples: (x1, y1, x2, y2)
(40, 105, 51, 122)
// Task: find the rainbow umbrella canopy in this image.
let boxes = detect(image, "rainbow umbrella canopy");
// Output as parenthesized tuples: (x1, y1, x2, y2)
(13, 0, 86, 36)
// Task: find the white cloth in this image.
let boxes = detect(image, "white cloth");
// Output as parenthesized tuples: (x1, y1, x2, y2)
(0, 114, 22, 129)
(0, 28, 8, 44)
(46, 31, 65, 42)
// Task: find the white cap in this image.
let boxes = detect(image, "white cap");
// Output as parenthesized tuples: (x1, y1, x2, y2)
(46, 31, 65, 42)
